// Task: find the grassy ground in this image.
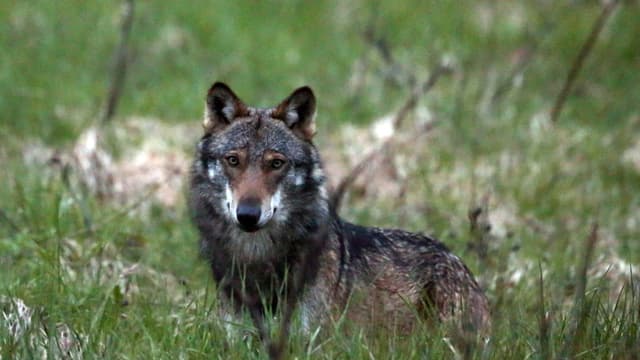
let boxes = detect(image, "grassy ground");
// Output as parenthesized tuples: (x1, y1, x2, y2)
(1, 0, 639, 358)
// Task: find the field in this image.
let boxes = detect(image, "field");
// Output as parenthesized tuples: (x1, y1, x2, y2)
(1, 1, 639, 358)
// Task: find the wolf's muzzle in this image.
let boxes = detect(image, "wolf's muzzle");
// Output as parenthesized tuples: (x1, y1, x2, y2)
(236, 199, 262, 232)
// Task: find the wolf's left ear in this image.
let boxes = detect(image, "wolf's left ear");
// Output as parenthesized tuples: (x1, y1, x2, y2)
(273, 86, 317, 141)
(203, 82, 248, 134)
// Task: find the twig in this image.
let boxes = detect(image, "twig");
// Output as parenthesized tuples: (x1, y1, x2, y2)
(550, 0, 619, 122)
(100, 0, 135, 125)
(330, 64, 451, 211)
(362, 26, 416, 88)
(392, 64, 452, 129)
(491, 22, 556, 105)
(467, 193, 491, 269)
(363, 25, 393, 66)
(330, 120, 437, 212)
(491, 42, 537, 104)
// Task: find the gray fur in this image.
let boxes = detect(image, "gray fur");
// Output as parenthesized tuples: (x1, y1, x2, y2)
(189, 83, 490, 343)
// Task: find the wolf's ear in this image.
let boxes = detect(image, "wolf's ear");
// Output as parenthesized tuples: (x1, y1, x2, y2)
(273, 86, 317, 141)
(203, 82, 248, 134)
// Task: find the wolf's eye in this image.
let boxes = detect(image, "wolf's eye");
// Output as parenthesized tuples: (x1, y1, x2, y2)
(226, 155, 239, 167)
(270, 159, 285, 170)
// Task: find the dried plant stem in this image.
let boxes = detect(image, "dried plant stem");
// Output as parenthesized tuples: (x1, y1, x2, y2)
(550, 0, 619, 122)
(491, 43, 537, 103)
(100, 0, 135, 125)
(468, 193, 491, 268)
(362, 25, 416, 88)
(392, 64, 452, 129)
(330, 64, 451, 211)
(330, 120, 437, 212)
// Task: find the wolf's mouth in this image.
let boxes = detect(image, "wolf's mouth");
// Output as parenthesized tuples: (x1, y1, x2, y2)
(239, 223, 261, 233)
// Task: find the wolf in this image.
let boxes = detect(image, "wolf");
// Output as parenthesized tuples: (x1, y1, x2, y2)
(189, 82, 490, 343)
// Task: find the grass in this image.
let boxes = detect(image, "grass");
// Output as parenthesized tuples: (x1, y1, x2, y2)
(1, 0, 640, 358)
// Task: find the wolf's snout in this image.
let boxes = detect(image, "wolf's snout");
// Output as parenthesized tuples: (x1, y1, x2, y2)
(236, 199, 261, 232)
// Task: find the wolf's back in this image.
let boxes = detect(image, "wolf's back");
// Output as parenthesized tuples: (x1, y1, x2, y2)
(323, 219, 491, 333)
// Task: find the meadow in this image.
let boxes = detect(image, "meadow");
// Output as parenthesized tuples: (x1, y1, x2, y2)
(1, 1, 639, 358)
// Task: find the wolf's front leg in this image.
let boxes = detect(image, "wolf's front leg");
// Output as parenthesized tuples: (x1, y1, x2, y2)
(216, 298, 264, 344)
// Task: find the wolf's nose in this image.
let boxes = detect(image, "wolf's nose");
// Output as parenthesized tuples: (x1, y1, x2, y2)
(236, 200, 261, 232)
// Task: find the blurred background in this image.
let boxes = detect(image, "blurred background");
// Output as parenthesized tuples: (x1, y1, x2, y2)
(1, 0, 639, 358)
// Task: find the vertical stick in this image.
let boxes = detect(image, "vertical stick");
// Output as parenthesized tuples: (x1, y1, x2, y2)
(100, 0, 135, 125)
(550, 0, 619, 122)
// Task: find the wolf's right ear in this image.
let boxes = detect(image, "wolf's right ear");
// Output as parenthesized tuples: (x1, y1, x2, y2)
(203, 82, 248, 134)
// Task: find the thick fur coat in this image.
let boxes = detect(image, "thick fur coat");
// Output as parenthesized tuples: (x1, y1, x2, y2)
(189, 82, 490, 339)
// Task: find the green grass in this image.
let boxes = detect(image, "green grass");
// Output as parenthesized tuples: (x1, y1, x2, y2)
(1, 0, 640, 358)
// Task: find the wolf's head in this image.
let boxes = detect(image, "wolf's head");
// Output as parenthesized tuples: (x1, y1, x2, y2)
(191, 82, 328, 261)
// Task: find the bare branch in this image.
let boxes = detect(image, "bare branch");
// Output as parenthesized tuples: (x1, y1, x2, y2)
(330, 120, 437, 212)
(550, 0, 620, 123)
(491, 42, 537, 104)
(100, 0, 135, 125)
(330, 64, 451, 211)
(392, 64, 452, 129)
(362, 26, 416, 88)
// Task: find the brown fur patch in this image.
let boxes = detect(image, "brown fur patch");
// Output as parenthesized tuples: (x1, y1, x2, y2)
(226, 149, 288, 205)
